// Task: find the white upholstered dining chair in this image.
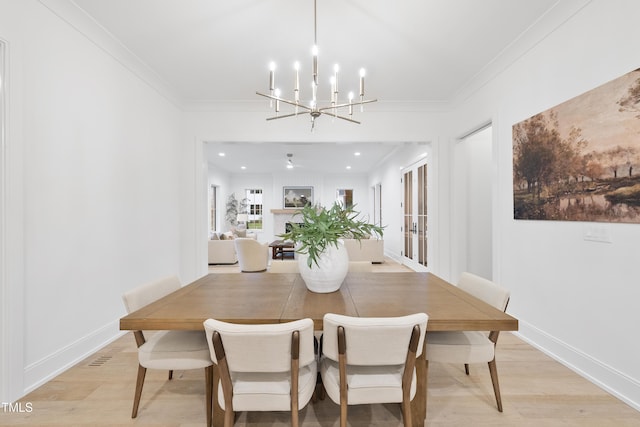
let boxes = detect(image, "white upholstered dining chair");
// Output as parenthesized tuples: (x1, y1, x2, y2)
(203, 318, 317, 427)
(122, 275, 214, 426)
(320, 312, 429, 427)
(425, 272, 510, 411)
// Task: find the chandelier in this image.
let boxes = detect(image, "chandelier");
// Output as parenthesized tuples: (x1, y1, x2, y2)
(256, 0, 377, 130)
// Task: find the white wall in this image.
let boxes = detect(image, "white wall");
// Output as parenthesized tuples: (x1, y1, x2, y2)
(446, 0, 640, 409)
(321, 174, 370, 213)
(185, 108, 443, 144)
(1, 0, 185, 401)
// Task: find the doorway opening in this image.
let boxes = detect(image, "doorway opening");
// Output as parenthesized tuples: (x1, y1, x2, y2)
(453, 125, 493, 279)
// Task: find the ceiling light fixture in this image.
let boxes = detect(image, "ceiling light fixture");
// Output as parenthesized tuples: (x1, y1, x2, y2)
(256, 0, 377, 131)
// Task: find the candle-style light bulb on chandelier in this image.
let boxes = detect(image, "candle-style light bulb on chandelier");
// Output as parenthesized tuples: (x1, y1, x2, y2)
(256, 0, 377, 130)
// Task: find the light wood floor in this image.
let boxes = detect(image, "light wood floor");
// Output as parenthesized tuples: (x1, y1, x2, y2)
(4, 260, 639, 426)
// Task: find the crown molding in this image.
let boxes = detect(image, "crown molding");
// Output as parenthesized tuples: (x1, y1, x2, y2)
(451, 0, 593, 107)
(39, 0, 184, 109)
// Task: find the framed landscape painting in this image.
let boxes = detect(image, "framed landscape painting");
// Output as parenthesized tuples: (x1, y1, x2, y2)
(513, 67, 640, 223)
(283, 186, 313, 209)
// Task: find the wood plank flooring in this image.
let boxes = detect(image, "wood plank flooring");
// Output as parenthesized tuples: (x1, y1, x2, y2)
(3, 259, 639, 426)
(5, 333, 639, 426)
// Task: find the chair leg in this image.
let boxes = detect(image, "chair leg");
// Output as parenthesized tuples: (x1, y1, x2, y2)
(464, 363, 469, 375)
(224, 408, 234, 427)
(340, 403, 347, 427)
(424, 360, 429, 423)
(132, 364, 147, 418)
(487, 358, 503, 412)
(401, 397, 412, 427)
(168, 369, 173, 380)
(205, 365, 213, 427)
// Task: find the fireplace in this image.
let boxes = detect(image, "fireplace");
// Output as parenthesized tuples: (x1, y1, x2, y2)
(270, 209, 302, 235)
(285, 222, 305, 233)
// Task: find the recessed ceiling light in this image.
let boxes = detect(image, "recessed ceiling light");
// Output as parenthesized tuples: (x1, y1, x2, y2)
(354, 152, 361, 156)
(218, 152, 225, 157)
(346, 165, 352, 170)
(241, 166, 246, 170)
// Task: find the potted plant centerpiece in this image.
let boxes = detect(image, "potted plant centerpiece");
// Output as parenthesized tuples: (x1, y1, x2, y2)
(279, 202, 383, 293)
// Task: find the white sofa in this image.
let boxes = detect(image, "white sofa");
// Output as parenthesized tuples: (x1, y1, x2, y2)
(208, 240, 238, 265)
(343, 238, 384, 263)
(207, 231, 257, 265)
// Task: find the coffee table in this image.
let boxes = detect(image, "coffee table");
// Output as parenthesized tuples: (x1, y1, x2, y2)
(268, 239, 295, 259)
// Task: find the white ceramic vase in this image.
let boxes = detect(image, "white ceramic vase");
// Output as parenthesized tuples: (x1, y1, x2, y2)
(297, 240, 349, 293)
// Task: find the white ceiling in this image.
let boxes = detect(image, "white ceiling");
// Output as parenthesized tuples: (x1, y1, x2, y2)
(69, 0, 561, 173)
(205, 141, 412, 174)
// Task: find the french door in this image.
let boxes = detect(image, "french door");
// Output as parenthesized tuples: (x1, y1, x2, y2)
(402, 160, 428, 270)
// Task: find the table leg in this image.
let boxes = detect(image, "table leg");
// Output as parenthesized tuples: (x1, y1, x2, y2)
(410, 344, 427, 427)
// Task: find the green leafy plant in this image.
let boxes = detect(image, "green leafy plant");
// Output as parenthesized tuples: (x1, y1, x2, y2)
(279, 202, 383, 268)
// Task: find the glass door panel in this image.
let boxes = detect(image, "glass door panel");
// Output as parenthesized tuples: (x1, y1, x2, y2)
(402, 160, 428, 270)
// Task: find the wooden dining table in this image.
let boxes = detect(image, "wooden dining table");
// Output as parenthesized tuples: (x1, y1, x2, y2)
(120, 272, 518, 427)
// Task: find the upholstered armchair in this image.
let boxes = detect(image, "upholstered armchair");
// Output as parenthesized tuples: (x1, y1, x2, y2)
(234, 238, 269, 272)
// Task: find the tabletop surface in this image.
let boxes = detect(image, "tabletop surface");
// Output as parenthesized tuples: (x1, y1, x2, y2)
(268, 240, 295, 247)
(120, 272, 518, 332)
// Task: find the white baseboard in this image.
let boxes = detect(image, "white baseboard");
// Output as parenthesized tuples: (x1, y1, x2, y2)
(23, 320, 126, 395)
(515, 320, 640, 412)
